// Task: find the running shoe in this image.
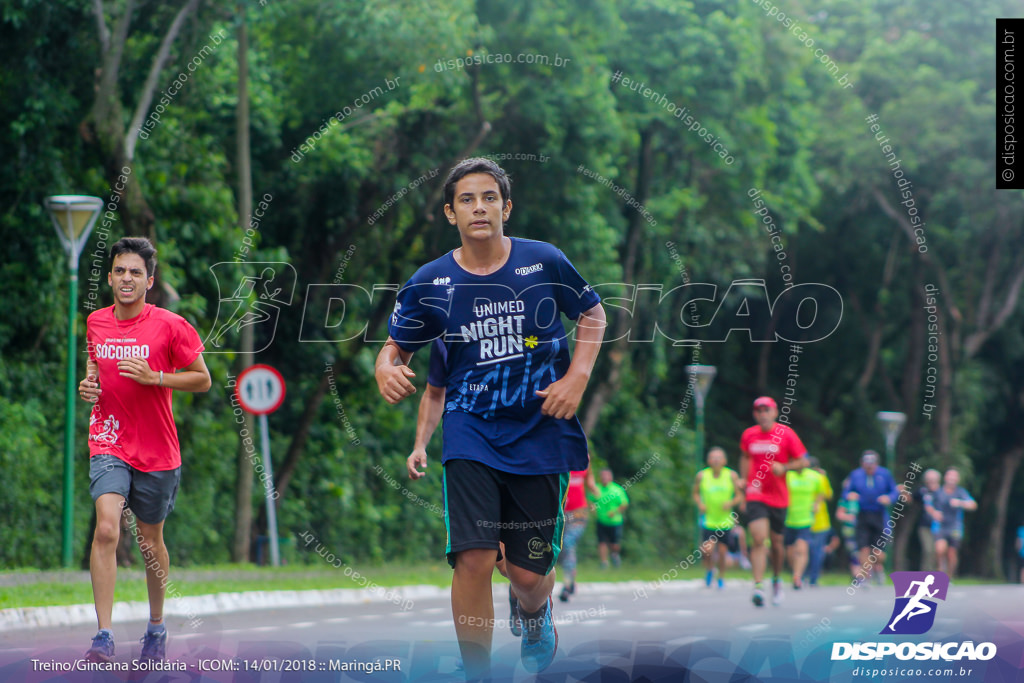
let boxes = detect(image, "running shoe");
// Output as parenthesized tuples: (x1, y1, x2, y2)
(520, 597, 558, 673)
(752, 583, 765, 607)
(139, 628, 167, 662)
(509, 586, 522, 637)
(717, 577, 725, 590)
(705, 570, 714, 588)
(85, 630, 115, 663)
(772, 579, 785, 605)
(559, 585, 570, 603)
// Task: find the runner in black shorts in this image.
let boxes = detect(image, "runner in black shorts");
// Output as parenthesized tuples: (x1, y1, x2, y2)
(739, 397, 809, 607)
(841, 451, 899, 586)
(746, 501, 786, 536)
(376, 158, 606, 679)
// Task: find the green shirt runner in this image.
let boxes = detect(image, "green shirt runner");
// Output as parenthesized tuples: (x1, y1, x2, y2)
(785, 468, 826, 529)
(590, 482, 629, 526)
(698, 466, 737, 530)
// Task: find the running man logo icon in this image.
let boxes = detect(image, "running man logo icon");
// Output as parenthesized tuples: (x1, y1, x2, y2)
(880, 571, 950, 635)
(204, 262, 297, 353)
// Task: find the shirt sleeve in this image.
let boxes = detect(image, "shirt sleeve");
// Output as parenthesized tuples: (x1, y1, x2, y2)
(427, 338, 448, 387)
(785, 428, 809, 460)
(388, 278, 448, 352)
(169, 316, 204, 369)
(553, 248, 600, 321)
(885, 470, 900, 498)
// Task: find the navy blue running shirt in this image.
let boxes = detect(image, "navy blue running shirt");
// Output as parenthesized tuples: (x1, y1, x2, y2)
(389, 237, 600, 475)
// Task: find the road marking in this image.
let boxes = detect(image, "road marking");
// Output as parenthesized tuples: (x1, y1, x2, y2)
(325, 617, 350, 623)
(665, 635, 708, 645)
(791, 613, 815, 620)
(736, 623, 770, 632)
(832, 605, 855, 612)
(287, 622, 316, 629)
(618, 620, 668, 628)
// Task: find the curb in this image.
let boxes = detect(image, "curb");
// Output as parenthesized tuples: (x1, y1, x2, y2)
(0, 579, 703, 632)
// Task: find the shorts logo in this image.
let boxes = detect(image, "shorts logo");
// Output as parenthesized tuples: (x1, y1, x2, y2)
(528, 537, 552, 560)
(514, 263, 543, 276)
(881, 571, 950, 635)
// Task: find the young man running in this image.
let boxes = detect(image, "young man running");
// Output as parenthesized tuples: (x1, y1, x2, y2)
(375, 157, 606, 679)
(590, 469, 629, 568)
(739, 396, 809, 607)
(924, 467, 977, 578)
(784, 456, 826, 589)
(693, 447, 743, 589)
(78, 237, 210, 662)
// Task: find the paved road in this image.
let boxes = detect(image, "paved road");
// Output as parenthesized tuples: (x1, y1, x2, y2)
(2, 580, 1021, 681)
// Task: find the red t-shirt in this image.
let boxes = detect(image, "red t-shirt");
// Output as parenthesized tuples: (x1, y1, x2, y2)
(564, 468, 590, 512)
(740, 423, 807, 508)
(86, 304, 204, 472)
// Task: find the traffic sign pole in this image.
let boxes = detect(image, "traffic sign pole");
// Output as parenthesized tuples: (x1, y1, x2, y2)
(259, 413, 280, 567)
(235, 364, 287, 568)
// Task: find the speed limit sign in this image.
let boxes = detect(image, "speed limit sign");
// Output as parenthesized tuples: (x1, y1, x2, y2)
(236, 364, 286, 415)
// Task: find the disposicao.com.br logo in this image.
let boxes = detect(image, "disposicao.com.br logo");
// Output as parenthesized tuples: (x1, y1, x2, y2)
(831, 571, 997, 662)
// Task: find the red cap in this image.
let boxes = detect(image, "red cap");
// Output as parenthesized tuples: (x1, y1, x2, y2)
(753, 396, 777, 409)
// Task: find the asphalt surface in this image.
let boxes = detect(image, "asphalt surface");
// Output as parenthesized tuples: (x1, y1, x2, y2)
(1, 579, 1022, 681)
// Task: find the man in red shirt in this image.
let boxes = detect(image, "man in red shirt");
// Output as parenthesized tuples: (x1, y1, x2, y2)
(739, 396, 808, 607)
(78, 237, 211, 663)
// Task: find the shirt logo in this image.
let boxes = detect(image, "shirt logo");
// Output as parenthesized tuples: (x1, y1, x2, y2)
(432, 276, 451, 285)
(881, 571, 949, 634)
(514, 263, 544, 276)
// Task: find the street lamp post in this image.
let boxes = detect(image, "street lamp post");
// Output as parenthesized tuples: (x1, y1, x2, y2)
(45, 195, 104, 568)
(876, 411, 907, 474)
(876, 411, 907, 573)
(685, 364, 717, 542)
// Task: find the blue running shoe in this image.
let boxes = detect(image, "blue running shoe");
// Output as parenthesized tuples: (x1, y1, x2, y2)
(705, 570, 713, 588)
(85, 630, 115, 662)
(752, 583, 765, 607)
(509, 586, 522, 637)
(139, 627, 167, 662)
(520, 597, 557, 673)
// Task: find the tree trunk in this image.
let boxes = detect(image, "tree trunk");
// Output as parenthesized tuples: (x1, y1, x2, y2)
(231, 6, 257, 564)
(968, 445, 1023, 577)
(580, 125, 654, 436)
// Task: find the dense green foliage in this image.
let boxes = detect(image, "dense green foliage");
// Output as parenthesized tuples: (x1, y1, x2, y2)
(1, 0, 1021, 579)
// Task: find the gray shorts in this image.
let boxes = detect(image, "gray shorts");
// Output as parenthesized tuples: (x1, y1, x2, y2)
(89, 453, 180, 524)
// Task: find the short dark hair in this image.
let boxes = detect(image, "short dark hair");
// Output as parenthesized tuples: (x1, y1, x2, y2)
(443, 157, 511, 208)
(110, 237, 158, 277)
